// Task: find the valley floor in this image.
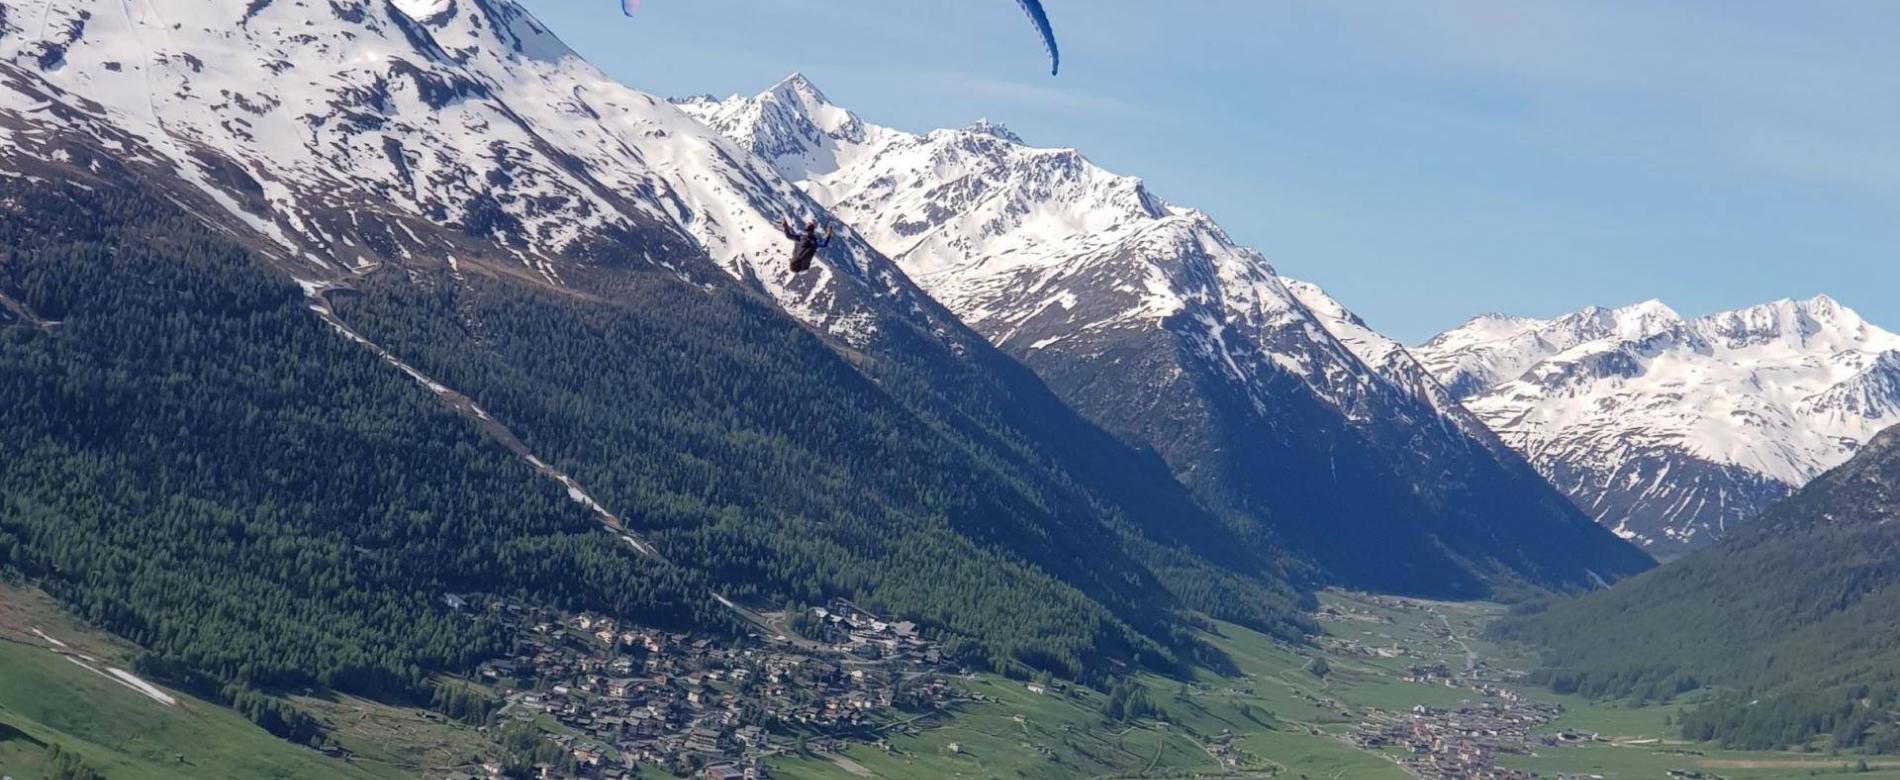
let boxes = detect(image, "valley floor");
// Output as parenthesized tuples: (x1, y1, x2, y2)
(771, 593, 1900, 780)
(4, 583, 1895, 780)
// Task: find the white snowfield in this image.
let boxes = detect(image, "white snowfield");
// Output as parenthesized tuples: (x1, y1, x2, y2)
(0, 0, 953, 346)
(1417, 295, 1900, 552)
(107, 667, 180, 706)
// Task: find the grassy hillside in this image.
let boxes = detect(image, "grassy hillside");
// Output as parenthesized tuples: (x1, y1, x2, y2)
(0, 584, 436, 780)
(1495, 426, 1900, 753)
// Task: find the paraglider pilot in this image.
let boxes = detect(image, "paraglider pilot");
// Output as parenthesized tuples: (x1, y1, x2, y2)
(779, 216, 833, 274)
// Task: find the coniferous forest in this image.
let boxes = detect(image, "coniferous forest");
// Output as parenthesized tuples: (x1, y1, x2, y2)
(0, 179, 729, 703)
(0, 168, 1309, 718)
(1495, 428, 1900, 753)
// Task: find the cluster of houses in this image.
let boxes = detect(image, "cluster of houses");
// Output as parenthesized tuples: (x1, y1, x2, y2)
(1314, 603, 1395, 625)
(1402, 663, 1463, 687)
(1199, 732, 1260, 770)
(457, 598, 954, 779)
(1351, 700, 1566, 779)
(804, 602, 941, 665)
(1324, 635, 1412, 660)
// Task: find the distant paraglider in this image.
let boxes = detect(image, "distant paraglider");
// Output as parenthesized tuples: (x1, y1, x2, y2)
(618, 0, 1060, 76)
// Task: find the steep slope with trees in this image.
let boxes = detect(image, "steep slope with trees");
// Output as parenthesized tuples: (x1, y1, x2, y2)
(0, 175, 726, 700)
(1497, 425, 1900, 753)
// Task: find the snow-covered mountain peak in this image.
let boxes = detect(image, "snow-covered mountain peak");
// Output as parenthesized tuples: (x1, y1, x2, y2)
(1543, 299, 1685, 346)
(771, 71, 826, 100)
(682, 77, 1467, 411)
(687, 75, 1517, 458)
(761, 72, 855, 132)
(1606, 299, 1684, 336)
(685, 75, 1651, 594)
(0, 0, 960, 346)
(1420, 314, 1513, 346)
(1693, 294, 1868, 351)
(677, 73, 883, 183)
(1417, 294, 1900, 556)
(0, 0, 644, 266)
(964, 117, 1024, 144)
(682, 77, 1170, 285)
(1416, 298, 1688, 401)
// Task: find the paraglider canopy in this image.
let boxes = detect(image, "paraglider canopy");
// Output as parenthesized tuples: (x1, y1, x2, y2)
(1014, 0, 1060, 76)
(618, 0, 1060, 76)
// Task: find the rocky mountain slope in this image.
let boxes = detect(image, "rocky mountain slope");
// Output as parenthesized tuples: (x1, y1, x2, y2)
(681, 76, 1654, 597)
(1418, 296, 1900, 557)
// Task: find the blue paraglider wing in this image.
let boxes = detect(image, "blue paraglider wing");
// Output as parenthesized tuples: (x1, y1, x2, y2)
(615, 1, 1058, 75)
(1014, 0, 1060, 76)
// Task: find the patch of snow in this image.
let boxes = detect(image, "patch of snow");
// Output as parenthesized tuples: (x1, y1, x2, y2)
(107, 667, 177, 706)
(30, 628, 67, 648)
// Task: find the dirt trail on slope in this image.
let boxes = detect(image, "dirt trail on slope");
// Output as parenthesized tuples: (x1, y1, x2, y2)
(1430, 609, 1477, 673)
(303, 282, 645, 545)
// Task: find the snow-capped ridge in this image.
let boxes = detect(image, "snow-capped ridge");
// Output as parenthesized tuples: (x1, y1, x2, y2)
(391, 0, 576, 63)
(0, 0, 961, 347)
(681, 75, 1181, 285)
(965, 117, 1024, 144)
(1693, 294, 1865, 350)
(1418, 293, 1900, 556)
(1798, 349, 1900, 423)
(684, 75, 1504, 432)
(391, 0, 456, 25)
(757, 72, 861, 139)
(770, 72, 830, 106)
(686, 74, 1652, 595)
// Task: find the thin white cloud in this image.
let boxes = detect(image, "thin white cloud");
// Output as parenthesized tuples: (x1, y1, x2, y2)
(930, 73, 1136, 116)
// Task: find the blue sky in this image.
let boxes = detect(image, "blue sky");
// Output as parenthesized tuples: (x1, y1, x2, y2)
(520, 0, 1900, 342)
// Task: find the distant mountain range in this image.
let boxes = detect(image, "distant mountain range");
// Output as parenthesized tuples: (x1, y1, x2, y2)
(681, 75, 1652, 597)
(1417, 296, 1900, 557)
